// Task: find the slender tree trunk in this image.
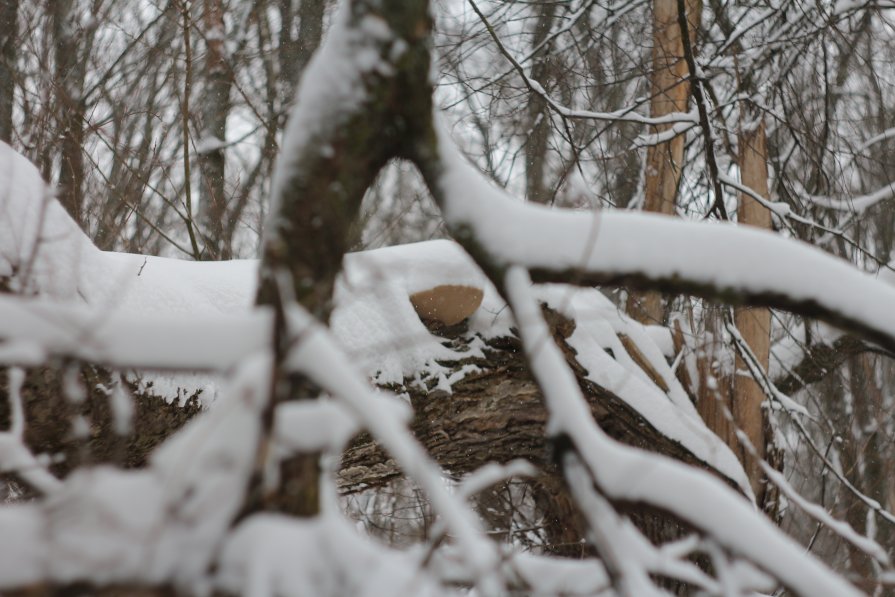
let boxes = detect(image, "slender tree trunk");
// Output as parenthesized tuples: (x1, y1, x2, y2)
(680, 310, 736, 452)
(198, 0, 231, 259)
(524, 1, 556, 204)
(279, 0, 326, 101)
(838, 354, 885, 590)
(278, 0, 296, 89)
(52, 0, 87, 226)
(733, 119, 772, 502)
(626, 0, 701, 324)
(0, 0, 18, 143)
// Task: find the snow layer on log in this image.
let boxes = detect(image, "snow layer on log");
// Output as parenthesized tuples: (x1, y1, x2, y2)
(0, 142, 745, 487)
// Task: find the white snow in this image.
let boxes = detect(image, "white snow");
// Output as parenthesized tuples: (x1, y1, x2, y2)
(0, 141, 97, 299)
(0, 352, 271, 590)
(217, 513, 445, 597)
(431, 115, 895, 357)
(283, 304, 501, 586)
(333, 240, 498, 384)
(0, 140, 756, 492)
(504, 266, 861, 597)
(0, 99, 882, 595)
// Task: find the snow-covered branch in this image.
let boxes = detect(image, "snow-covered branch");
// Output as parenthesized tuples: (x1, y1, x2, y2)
(421, 116, 895, 356)
(502, 266, 860, 596)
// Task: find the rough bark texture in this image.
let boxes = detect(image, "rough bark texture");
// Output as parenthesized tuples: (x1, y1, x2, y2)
(0, 366, 202, 485)
(524, 1, 556, 205)
(1, 584, 178, 597)
(732, 120, 773, 502)
(279, 0, 327, 96)
(340, 308, 744, 555)
(52, 0, 88, 226)
(198, 0, 232, 260)
(839, 353, 886, 589)
(252, 0, 436, 518)
(0, 0, 17, 143)
(257, 1, 433, 317)
(626, 0, 701, 324)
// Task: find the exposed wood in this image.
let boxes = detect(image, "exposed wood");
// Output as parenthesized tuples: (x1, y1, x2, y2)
(643, 0, 700, 217)
(733, 119, 772, 502)
(618, 333, 669, 393)
(627, 0, 701, 324)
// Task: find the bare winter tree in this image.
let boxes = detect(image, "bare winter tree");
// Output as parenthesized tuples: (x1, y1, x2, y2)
(4, 0, 895, 595)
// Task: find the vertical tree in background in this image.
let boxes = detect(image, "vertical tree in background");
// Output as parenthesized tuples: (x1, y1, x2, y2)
(51, 0, 89, 226)
(0, 0, 17, 143)
(733, 112, 774, 503)
(626, 0, 700, 324)
(279, 0, 326, 97)
(198, 0, 232, 259)
(524, 1, 556, 205)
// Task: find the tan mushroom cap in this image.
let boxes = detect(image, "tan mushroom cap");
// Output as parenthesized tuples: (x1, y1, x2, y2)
(409, 284, 484, 326)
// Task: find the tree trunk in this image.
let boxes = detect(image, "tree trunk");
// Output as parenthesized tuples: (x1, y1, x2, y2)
(0, 0, 18, 143)
(733, 119, 773, 503)
(278, 0, 326, 101)
(627, 0, 701, 324)
(524, 1, 556, 205)
(198, 0, 231, 259)
(252, 0, 435, 518)
(52, 0, 87, 227)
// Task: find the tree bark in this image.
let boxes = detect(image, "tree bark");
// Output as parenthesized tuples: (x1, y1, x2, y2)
(278, 0, 326, 103)
(733, 119, 773, 503)
(626, 0, 701, 324)
(524, 1, 556, 204)
(198, 0, 232, 260)
(0, 0, 18, 143)
(340, 310, 745, 556)
(52, 0, 87, 226)
(839, 353, 886, 590)
(252, 0, 435, 518)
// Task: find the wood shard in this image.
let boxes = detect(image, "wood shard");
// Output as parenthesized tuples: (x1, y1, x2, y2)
(409, 284, 484, 326)
(618, 334, 670, 393)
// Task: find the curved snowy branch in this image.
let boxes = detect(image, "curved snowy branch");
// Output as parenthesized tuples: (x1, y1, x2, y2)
(420, 116, 895, 356)
(503, 265, 860, 596)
